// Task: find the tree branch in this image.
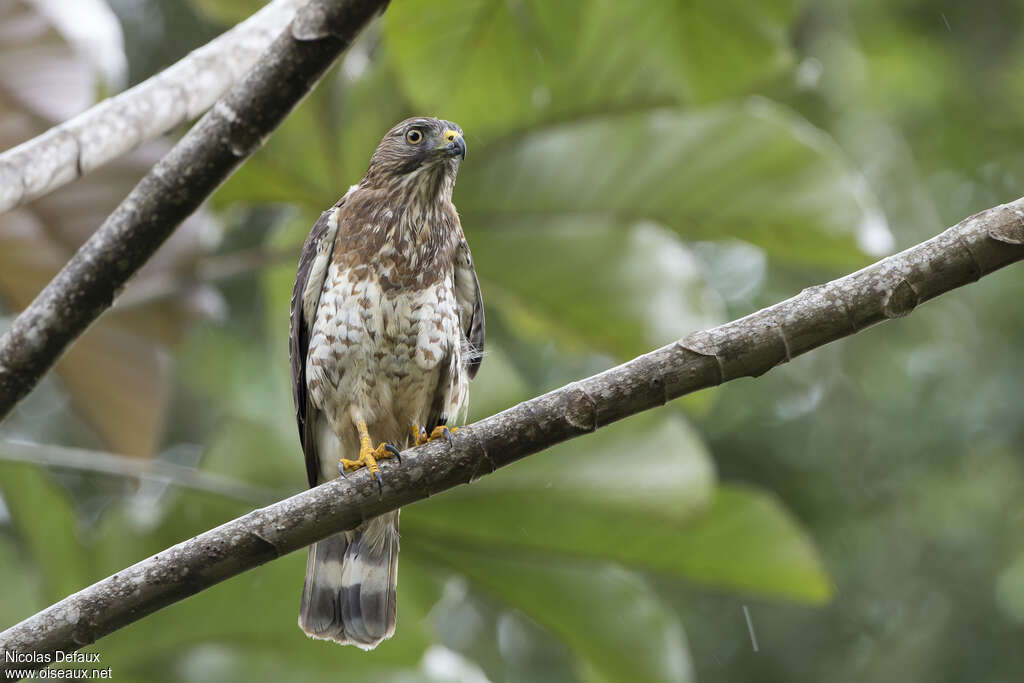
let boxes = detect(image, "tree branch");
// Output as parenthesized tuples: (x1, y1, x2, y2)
(2, 199, 1023, 673)
(0, 0, 306, 215)
(0, 0, 389, 421)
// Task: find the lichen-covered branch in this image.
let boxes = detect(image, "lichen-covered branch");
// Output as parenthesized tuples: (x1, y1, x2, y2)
(0, 0, 307, 215)
(0, 0, 389, 421)
(2, 199, 1023, 675)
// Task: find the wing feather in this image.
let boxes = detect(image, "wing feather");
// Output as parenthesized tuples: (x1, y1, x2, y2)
(290, 199, 345, 487)
(454, 238, 485, 379)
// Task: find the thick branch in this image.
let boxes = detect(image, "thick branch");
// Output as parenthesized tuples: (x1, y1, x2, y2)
(0, 0, 305, 215)
(1, 199, 1023, 673)
(0, 0, 388, 421)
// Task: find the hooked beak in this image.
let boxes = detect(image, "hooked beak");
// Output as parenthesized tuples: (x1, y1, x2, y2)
(442, 128, 467, 160)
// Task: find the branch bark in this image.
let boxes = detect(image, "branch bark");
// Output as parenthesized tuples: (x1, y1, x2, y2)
(0, 0, 389, 421)
(2, 199, 1023, 674)
(0, 0, 306, 215)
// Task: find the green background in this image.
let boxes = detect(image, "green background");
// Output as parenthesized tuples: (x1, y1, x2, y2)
(2, 0, 1024, 680)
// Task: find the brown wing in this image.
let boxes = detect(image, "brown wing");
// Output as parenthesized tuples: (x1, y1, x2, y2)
(454, 238, 485, 379)
(290, 201, 344, 487)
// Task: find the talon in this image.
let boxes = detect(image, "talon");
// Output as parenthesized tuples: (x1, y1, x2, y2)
(385, 444, 403, 463)
(342, 418, 400, 490)
(413, 424, 459, 447)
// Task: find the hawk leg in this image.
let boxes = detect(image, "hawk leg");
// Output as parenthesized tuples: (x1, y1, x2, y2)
(412, 424, 457, 447)
(340, 418, 401, 493)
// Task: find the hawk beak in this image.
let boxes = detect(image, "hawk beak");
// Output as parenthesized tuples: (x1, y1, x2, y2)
(442, 129, 467, 160)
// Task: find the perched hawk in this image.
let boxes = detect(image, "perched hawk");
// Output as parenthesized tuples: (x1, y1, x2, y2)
(289, 117, 484, 649)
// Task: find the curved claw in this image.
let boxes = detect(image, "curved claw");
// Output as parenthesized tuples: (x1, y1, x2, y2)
(337, 462, 348, 478)
(385, 443, 403, 463)
(372, 469, 383, 495)
(442, 427, 454, 447)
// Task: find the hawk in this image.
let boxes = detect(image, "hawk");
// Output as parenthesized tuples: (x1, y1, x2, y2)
(289, 117, 484, 649)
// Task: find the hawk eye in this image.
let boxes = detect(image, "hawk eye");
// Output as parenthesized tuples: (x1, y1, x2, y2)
(405, 128, 423, 144)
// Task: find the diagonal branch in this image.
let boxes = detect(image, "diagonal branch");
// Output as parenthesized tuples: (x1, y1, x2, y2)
(0, 0, 306, 215)
(1, 198, 1023, 674)
(0, 0, 389, 421)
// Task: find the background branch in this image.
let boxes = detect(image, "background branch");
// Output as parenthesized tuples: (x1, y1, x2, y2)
(0, 0, 389, 422)
(0, 0, 306, 215)
(2, 198, 1022, 675)
(0, 439, 277, 504)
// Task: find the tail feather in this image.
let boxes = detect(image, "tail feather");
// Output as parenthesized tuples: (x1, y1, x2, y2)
(299, 511, 399, 649)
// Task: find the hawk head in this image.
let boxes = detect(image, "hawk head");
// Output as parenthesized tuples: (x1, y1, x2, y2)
(362, 117, 466, 196)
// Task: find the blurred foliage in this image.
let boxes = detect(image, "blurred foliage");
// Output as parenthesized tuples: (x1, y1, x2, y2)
(1, 0, 1023, 681)
(0, 0, 223, 458)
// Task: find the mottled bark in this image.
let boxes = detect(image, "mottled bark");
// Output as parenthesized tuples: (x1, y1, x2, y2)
(0, 0, 389, 420)
(1, 198, 1023, 675)
(0, 0, 306, 214)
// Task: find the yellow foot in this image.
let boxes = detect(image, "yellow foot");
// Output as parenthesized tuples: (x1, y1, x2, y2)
(412, 424, 458, 447)
(339, 419, 401, 493)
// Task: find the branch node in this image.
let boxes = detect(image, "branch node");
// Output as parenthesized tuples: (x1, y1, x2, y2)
(882, 279, 919, 319)
(563, 383, 599, 433)
(676, 333, 726, 386)
(213, 101, 264, 158)
(774, 317, 793, 363)
(251, 527, 282, 558)
(989, 209, 1024, 245)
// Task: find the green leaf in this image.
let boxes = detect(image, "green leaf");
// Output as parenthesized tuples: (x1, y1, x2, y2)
(472, 219, 724, 359)
(673, 485, 832, 603)
(996, 551, 1024, 624)
(384, 0, 802, 134)
(0, 530, 43, 626)
(643, 0, 802, 102)
(0, 462, 90, 603)
(459, 102, 882, 270)
(187, 0, 267, 26)
(411, 539, 694, 683)
(405, 414, 831, 604)
(417, 411, 715, 519)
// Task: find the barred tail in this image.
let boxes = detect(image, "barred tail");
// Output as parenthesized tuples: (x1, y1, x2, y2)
(298, 511, 399, 649)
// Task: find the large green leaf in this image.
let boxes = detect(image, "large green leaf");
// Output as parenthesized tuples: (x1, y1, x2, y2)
(411, 539, 694, 683)
(0, 462, 90, 604)
(459, 102, 882, 269)
(384, 0, 802, 134)
(473, 218, 724, 358)
(0, 531, 40, 627)
(188, 0, 266, 26)
(405, 414, 831, 604)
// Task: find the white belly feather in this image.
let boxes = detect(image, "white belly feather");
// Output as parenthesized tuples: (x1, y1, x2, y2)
(306, 257, 463, 482)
